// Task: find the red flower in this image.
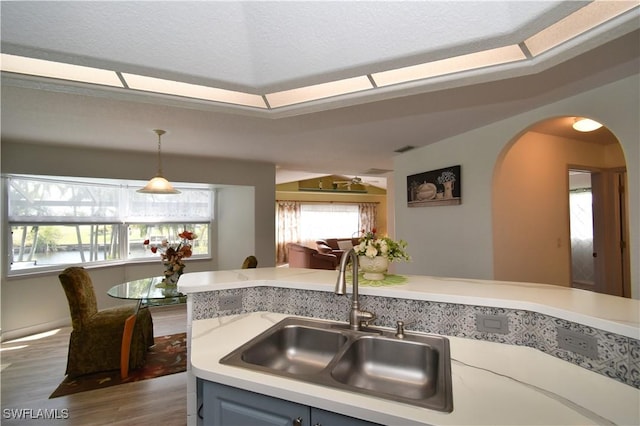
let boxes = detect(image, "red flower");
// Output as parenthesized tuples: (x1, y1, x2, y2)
(178, 230, 195, 240)
(144, 230, 197, 270)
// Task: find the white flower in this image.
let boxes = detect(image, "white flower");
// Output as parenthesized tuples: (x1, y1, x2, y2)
(354, 230, 410, 263)
(365, 245, 378, 258)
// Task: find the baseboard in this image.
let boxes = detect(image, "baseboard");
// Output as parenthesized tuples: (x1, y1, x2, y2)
(1, 317, 71, 342)
(2, 305, 187, 342)
(572, 281, 595, 291)
(149, 303, 187, 313)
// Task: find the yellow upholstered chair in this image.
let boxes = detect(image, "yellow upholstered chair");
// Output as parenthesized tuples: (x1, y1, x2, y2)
(59, 267, 154, 378)
(241, 255, 258, 269)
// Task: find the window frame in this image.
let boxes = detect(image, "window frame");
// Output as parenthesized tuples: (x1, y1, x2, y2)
(4, 174, 215, 277)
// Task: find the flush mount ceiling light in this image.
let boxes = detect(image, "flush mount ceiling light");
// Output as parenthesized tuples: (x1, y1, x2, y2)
(137, 129, 181, 194)
(572, 118, 603, 132)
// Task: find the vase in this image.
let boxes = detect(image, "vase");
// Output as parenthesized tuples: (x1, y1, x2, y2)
(161, 285, 181, 298)
(443, 181, 454, 199)
(358, 255, 389, 280)
(163, 265, 184, 286)
(164, 273, 180, 286)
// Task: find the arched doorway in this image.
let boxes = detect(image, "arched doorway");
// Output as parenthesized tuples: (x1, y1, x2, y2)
(492, 116, 630, 297)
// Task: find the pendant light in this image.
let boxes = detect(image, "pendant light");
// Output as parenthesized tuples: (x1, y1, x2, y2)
(137, 129, 181, 194)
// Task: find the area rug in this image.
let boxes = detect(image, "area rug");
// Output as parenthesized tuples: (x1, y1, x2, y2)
(50, 332, 187, 398)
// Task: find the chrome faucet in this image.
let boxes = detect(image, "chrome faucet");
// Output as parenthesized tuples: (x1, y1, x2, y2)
(335, 248, 376, 330)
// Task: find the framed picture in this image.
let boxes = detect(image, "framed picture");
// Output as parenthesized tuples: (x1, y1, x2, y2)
(407, 165, 461, 207)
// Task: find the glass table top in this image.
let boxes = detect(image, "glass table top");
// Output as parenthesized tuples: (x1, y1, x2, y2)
(107, 276, 186, 305)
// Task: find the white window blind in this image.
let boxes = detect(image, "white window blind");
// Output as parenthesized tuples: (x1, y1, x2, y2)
(299, 203, 359, 242)
(7, 174, 213, 223)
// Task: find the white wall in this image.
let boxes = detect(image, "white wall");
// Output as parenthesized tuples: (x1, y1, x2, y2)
(493, 132, 626, 287)
(216, 185, 256, 270)
(394, 73, 639, 298)
(0, 142, 275, 339)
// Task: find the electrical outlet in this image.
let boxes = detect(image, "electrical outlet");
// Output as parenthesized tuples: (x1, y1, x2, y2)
(556, 327, 598, 359)
(476, 314, 509, 334)
(219, 294, 242, 311)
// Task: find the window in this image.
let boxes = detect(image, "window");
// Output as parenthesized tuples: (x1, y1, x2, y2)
(569, 188, 595, 284)
(128, 223, 209, 260)
(5, 174, 214, 274)
(299, 203, 359, 242)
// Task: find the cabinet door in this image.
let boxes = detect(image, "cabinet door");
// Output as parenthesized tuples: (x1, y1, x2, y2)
(202, 381, 308, 426)
(311, 407, 382, 426)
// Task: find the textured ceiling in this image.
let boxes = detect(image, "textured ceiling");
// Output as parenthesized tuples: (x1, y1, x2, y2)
(1, 1, 638, 185)
(0, 1, 586, 91)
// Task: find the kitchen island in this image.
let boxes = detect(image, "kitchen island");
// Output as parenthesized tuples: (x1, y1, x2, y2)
(179, 268, 640, 425)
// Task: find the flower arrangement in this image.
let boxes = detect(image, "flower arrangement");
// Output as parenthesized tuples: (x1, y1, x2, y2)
(354, 229, 410, 262)
(437, 170, 456, 184)
(143, 230, 197, 285)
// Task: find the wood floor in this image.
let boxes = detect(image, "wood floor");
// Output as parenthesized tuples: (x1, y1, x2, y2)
(1, 304, 188, 425)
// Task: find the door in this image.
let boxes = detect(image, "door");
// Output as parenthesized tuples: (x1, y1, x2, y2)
(568, 168, 630, 296)
(568, 170, 599, 291)
(611, 170, 631, 297)
(202, 381, 307, 426)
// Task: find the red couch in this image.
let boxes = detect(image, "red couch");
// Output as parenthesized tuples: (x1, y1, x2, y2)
(315, 238, 361, 262)
(287, 243, 338, 270)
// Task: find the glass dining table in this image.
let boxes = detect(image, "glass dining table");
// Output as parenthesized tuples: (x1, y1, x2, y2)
(107, 275, 187, 306)
(107, 276, 186, 378)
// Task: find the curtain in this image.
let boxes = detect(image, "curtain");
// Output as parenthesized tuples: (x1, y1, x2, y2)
(358, 202, 377, 234)
(276, 201, 301, 264)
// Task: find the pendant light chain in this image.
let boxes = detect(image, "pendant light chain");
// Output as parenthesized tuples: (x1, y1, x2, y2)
(155, 129, 166, 176)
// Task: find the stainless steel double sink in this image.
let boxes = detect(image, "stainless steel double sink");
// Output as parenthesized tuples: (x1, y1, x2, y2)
(219, 317, 453, 412)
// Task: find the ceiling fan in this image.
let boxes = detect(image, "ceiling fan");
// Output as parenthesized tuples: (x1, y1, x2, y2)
(333, 176, 373, 189)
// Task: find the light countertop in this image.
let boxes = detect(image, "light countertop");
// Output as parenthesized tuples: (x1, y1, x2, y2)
(179, 268, 640, 338)
(191, 312, 640, 425)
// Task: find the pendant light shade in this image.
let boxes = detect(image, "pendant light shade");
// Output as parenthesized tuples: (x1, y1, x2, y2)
(138, 129, 181, 194)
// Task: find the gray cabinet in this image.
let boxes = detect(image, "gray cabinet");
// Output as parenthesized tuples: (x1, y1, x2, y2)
(200, 380, 381, 426)
(311, 407, 381, 426)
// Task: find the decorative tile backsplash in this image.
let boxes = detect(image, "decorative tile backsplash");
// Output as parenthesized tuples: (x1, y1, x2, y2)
(191, 286, 639, 389)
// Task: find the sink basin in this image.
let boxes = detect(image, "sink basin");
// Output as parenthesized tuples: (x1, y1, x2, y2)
(331, 336, 439, 400)
(220, 317, 453, 412)
(241, 324, 348, 375)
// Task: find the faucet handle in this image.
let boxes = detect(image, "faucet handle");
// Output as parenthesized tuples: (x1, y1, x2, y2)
(395, 320, 406, 339)
(358, 310, 376, 328)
